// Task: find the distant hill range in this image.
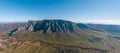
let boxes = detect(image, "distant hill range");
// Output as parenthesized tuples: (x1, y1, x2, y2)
(0, 22, 24, 31)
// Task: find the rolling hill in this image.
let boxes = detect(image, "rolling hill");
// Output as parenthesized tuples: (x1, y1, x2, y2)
(4, 19, 120, 53)
(0, 19, 119, 53)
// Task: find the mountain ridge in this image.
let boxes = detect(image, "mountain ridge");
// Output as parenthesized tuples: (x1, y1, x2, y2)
(7, 19, 120, 53)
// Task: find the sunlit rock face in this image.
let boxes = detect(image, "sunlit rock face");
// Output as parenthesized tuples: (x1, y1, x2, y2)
(24, 20, 75, 33)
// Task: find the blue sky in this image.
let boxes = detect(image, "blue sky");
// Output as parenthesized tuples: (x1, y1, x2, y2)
(0, 0, 120, 24)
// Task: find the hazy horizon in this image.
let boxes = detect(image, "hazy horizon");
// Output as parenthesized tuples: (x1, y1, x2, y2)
(0, 18, 120, 25)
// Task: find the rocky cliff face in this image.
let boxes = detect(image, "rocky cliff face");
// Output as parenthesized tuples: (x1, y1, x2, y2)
(24, 20, 75, 32)
(9, 20, 106, 44)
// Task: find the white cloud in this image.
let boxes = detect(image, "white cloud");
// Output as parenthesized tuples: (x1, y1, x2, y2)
(65, 18, 120, 25)
(76, 20, 120, 25)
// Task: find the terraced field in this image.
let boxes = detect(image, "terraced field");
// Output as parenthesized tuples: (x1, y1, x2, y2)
(4, 39, 109, 53)
(9, 42, 57, 53)
(13, 45, 40, 53)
